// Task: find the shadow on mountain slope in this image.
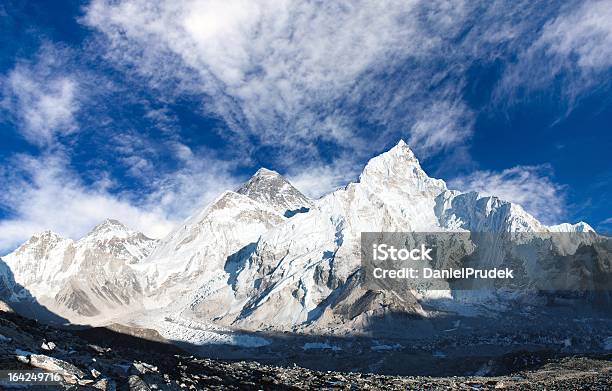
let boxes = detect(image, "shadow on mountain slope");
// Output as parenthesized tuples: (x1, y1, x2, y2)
(164, 298, 612, 377)
(0, 257, 69, 324)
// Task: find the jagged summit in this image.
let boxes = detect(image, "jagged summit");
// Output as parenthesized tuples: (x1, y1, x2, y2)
(382, 139, 418, 160)
(549, 222, 595, 233)
(237, 167, 290, 195)
(359, 139, 447, 195)
(201, 190, 269, 214)
(362, 140, 422, 173)
(253, 167, 281, 177)
(3, 216, 158, 321)
(237, 167, 312, 216)
(81, 218, 141, 243)
(28, 230, 64, 242)
(90, 218, 128, 233)
(17, 230, 69, 256)
(389, 138, 415, 155)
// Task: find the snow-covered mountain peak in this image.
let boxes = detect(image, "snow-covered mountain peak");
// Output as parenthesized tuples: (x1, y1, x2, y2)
(548, 221, 595, 233)
(92, 218, 127, 231)
(88, 218, 129, 235)
(2, 139, 603, 332)
(387, 139, 417, 158)
(362, 140, 423, 175)
(78, 218, 150, 245)
(202, 190, 266, 215)
(237, 167, 312, 216)
(28, 230, 64, 242)
(150, 190, 284, 257)
(253, 167, 281, 177)
(74, 218, 157, 266)
(2, 217, 157, 320)
(359, 140, 447, 197)
(15, 230, 70, 256)
(381, 139, 419, 163)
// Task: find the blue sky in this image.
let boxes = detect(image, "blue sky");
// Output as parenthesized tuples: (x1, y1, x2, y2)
(1, 0, 611, 251)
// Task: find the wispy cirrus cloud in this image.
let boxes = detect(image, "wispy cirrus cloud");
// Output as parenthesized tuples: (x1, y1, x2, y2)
(82, 0, 477, 162)
(498, 0, 612, 106)
(448, 165, 567, 225)
(408, 101, 473, 155)
(2, 1, 607, 250)
(1, 47, 79, 146)
(539, 0, 612, 71)
(0, 152, 174, 252)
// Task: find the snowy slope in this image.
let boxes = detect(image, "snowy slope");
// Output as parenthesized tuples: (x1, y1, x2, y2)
(2, 220, 157, 322)
(135, 190, 287, 310)
(0, 257, 27, 302)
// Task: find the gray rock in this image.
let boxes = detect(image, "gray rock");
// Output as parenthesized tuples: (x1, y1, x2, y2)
(41, 341, 56, 351)
(128, 374, 152, 391)
(15, 348, 85, 383)
(93, 378, 117, 391)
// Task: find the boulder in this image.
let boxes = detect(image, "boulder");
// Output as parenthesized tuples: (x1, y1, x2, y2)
(15, 349, 86, 383)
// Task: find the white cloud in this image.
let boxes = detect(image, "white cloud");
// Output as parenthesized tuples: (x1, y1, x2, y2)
(538, 0, 612, 71)
(288, 157, 361, 199)
(600, 217, 612, 225)
(0, 153, 171, 252)
(448, 165, 566, 224)
(2, 1, 601, 251)
(1, 52, 79, 146)
(498, 0, 612, 103)
(86, 0, 612, 203)
(0, 151, 237, 254)
(83, 0, 480, 163)
(0, 42, 244, 253)
(146, 150, 240, 219)
(408, 101, 473, 155)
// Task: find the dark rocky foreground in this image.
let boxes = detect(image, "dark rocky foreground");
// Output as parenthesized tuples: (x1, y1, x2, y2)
(0, 310, 610, 390)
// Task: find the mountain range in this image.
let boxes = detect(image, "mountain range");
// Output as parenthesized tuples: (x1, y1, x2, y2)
(0, 140, 603, 345)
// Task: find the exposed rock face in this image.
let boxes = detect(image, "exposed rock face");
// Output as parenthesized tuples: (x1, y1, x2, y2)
(0, 258, 23, 302)
(15, 348, 86, 383)
(236, 167, 313, 216)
